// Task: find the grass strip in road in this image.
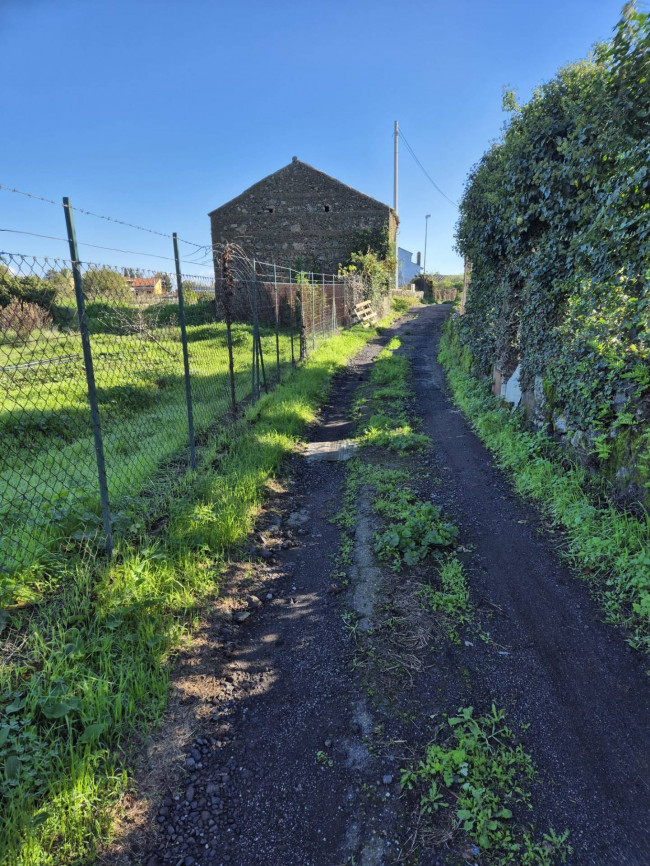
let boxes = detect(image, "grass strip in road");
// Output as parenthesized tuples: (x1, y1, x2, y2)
(438, 319, 650, 654)
(356, 337, 430, 453)
(0, 320, 393, 866)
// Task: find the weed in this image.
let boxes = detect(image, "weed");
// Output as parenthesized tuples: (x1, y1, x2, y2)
(375, 501, 457, 568)
(316, 750, 333, 768)
(401, 705, 570, 863)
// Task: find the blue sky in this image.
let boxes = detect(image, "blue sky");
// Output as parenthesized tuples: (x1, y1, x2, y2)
(0, 0, 627, 276)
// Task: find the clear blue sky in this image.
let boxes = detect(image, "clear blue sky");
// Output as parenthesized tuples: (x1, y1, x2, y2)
(0, 0, 626, 276)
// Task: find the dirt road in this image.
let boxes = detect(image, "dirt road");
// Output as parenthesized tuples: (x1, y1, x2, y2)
(105, 305, 650, 866)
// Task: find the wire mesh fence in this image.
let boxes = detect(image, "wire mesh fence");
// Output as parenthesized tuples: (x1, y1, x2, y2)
(0, 247, 379, 581)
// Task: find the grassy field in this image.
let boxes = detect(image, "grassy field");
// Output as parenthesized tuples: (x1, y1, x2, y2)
(0, 315, 394, 866)
(0, 314, 296, 593)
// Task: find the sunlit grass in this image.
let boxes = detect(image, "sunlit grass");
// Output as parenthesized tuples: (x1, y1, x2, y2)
(0, 318, 392, 866)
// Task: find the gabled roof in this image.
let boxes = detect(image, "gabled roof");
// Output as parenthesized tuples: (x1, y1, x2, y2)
(129, 277, 160, 288)
(208, 157, 394, 217)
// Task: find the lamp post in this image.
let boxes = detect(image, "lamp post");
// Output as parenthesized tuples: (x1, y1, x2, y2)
(423, 214, 431, 277)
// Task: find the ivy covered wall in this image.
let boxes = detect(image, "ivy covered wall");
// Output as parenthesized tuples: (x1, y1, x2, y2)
(455, 4, 649, 502)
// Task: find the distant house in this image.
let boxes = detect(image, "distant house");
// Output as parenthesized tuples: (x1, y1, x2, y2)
(126, 276, 163, 297)
(398, 248, 421, 286)
(208, 156, 398, 273)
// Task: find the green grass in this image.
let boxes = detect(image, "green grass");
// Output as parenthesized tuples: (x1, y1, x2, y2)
(0, 319, 392, 866)
(420, 556, 470, 622)
(390, 295, 420, 314)
(401, 705, 570, 864)
(439, 319, 650, 653)
(1, 320, 295, 592)
(357, 338, 430, 452)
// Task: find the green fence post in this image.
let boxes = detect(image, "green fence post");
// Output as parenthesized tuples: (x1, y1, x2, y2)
(62, 197, 113, 559)
(311, 271, 315, 353)
(173, 233, 197, 469)
(273, 263, 280, 379)
(219, 248, 238, 418)
(251, 259, 259, 401)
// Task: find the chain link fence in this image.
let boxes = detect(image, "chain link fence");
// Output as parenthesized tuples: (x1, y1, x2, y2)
(0, 247, 379, 582)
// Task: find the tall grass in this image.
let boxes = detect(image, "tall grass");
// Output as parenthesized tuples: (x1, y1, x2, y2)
(1, 321, 294, 580)
(438, 320, 650, 653)
(0, 321, 390, 866)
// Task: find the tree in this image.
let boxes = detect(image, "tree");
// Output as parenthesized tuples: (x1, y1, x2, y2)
(45, 267, 75, 300)
(0, 264, 56, 310)
(81, 268, 131, 302)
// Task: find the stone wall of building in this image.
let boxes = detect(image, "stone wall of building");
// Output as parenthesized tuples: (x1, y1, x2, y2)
(209, 158, 395, 273)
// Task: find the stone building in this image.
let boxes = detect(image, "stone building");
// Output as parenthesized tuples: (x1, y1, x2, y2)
(208, 157, 397, 273)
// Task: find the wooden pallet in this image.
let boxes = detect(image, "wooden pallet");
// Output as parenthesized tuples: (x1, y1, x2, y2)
(352, 300, 378, 328)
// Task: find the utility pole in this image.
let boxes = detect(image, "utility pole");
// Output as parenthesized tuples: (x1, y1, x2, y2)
(423, 214, 431, 277)
(393, 120, 399, 291)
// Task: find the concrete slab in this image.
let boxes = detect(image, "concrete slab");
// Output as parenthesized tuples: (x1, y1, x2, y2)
(303, 439, 358, 462)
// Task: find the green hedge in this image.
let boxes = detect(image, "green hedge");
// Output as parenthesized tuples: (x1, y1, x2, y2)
(456, 5, 649, 438)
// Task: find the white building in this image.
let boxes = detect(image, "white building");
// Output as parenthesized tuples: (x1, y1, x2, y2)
(398, 247, 420, 286)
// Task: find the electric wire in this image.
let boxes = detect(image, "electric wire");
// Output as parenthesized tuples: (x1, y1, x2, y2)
(398, 130, 459, 208)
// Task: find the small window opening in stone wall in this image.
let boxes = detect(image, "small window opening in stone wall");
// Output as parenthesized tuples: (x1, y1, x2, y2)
(267, 207, 275, 213)
(324, 205, 331, 212)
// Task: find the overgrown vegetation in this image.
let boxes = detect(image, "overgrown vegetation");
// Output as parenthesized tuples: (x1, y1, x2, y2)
(419, 556, 470, 624)
(401, 706, 570, 864)
(414, 273, 463, 304)
(439, 320, 650, 653)
(0, 320, 392, 866)
(340, 222, 396, 307)
(390, 295, 420, 315)
(357, 338, 429, 453)
(455, 5, 649, 498)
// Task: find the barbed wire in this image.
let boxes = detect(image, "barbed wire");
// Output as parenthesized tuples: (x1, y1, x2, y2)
(398, 129, 459, 208)
(0, 183, 205, 248)
(0, 228, 213, 269)
(0, 240, 352, 286)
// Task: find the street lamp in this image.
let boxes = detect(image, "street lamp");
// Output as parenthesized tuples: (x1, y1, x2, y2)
(423, 214, 431, 277)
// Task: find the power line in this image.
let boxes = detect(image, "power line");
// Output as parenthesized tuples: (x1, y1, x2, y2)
(398, 130, 459, 208)
(0, 183, 205, 248)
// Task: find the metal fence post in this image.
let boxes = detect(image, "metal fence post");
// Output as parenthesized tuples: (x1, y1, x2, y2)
(273, 262, 280, 378)
(252, 259, 259, 402)
(62, 197, 113, 559)
(257, 330, 268, 393)
(321, 273, 325, 338)
(311, 272, 315, 352)
(289, 268, 295, 366)
(298, 280, 306, 361)
(173, 233, 197, 470)
(219, 248, 238, 418)
(332, 275, 336, 333)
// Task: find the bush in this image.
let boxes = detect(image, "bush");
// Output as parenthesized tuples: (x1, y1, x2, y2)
(0, 297, 53, 339)
(0, 266, 56, 312)
(455, 5, 649, 435)
(391, 296, 414, 313)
